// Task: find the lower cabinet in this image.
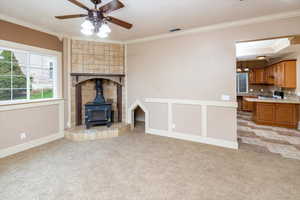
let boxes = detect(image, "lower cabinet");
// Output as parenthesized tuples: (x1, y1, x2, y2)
(242, 96, 256, 112)
(253, 102, 299, 128)
(256, 103, 275, 123)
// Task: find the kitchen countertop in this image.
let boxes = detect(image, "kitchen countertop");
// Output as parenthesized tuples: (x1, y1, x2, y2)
(237, 93, 259, 97)
(245, 98, 300, 104)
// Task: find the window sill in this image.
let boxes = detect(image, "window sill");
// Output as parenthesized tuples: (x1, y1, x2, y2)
(0, 98, 64, 111)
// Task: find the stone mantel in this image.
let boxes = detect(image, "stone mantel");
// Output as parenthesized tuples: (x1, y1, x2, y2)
(71, 73, 125, 86)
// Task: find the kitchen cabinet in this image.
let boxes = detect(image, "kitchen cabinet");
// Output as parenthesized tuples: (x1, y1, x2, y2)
(255, 68, 265, 84)
(248, 69, 256, 84)
(264, 65, 275, 84)
(252, 102, 299, 128)
(242, 96, 256, 112)
(274, 61, 296, 88)
(247, 60, 296, 88)
(248, 68, 264, 84)
(282, 60, 296, 88)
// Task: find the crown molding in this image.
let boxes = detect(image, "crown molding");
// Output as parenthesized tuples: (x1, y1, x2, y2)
(2, 9, 300, 45)
(0, 14, 63, 39)
(125, 9, 300, 44)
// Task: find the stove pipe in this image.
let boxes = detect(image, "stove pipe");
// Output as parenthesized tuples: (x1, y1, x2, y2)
(93, 79, 106, 104)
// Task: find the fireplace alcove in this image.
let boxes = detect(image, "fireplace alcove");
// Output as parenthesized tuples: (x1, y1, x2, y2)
(71, 73, 125, 128)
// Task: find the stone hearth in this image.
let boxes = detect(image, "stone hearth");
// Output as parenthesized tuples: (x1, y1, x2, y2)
(65, 123, 130, 141)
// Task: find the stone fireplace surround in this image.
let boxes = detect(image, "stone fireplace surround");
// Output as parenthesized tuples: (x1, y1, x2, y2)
(70, 40, 126, 128)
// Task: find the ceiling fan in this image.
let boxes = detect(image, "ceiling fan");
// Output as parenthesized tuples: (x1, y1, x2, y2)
(55, 0, 132, 38)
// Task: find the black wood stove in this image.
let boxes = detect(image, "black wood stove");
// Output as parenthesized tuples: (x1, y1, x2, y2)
(85, 79, 112, 129)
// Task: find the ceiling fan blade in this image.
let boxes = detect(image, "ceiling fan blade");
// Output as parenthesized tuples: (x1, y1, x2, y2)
(106, 16, 132, 29)
(99, 0, 124, 14)
(55, 14, 87, 19)
(67, 0, 90, 11)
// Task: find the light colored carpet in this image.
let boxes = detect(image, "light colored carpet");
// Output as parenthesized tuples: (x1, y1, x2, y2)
(1, 128, 300, 200)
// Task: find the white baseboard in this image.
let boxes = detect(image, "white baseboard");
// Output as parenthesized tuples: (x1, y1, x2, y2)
(146, 129, 238, 149)
(0, 132, 64, 159)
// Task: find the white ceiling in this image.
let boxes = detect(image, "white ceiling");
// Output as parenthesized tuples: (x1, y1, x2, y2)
(1, 0, 300, 41)
(236, 38, 300, 61)
(236, 38, 291, 60)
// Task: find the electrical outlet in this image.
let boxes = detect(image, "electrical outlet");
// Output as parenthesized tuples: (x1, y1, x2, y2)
(20, 133, 26, 140)
(172, 124, 176, 129)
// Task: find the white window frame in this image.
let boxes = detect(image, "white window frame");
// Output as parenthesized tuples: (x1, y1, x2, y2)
(0, 40, 62, 105)
(236, 72, 248, 93)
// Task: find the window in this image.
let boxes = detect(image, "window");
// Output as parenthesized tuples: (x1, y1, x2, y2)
(0, 47, 57, 103)
(236, 73, 248, 93)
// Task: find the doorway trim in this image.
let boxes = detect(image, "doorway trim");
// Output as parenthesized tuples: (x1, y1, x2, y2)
(128, 99, 149, 131)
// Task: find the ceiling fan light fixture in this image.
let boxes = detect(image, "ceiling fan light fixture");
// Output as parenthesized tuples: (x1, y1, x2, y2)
(257, 56, 267, 60)
(100, 23, 111, 34)
(81, 19, 95, 30)
(81, 28, 93, 36)
(97, 31, 109, 38)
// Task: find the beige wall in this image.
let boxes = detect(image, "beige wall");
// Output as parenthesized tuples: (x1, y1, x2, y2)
(0, 22, 64, 153)
(127, 16, 300, 147)
(0, 104, 60, 149)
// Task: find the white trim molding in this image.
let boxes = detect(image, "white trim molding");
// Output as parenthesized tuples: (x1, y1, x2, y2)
(128, 99, 149, 130)
(145, 98, 237, 108)
(145, 98, 238, 149)
(126, 9, 300, 44)
(0, 132, 64, 159)
(0, 98, 64, 111)
(147, 129, 238, 149)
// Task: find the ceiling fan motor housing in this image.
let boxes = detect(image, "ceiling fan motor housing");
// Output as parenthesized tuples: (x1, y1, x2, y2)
(91, 0, 102, 5)
(87, 10, 105, 31)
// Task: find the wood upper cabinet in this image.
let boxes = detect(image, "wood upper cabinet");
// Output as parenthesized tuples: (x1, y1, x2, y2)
(248, 60, 296, 87)
(274, 63, 284, 87)
(248, 68, 265, 84)
(248, 69, 256, 84)
(255, 68, 265, 84)
(274, 60, 296, 88)
(283, 61, 296, 88)
(265, 65, 275, 84)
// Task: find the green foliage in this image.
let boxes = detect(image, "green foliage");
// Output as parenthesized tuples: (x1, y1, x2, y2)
(0, 50, 27, 100)
(30, 89, 53, 100)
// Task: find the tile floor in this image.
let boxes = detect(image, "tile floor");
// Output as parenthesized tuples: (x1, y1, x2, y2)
(237, 111, 300, 160)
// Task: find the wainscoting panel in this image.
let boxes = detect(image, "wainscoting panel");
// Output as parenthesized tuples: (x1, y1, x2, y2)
(144, 98, 238, 149)
(172, 104, 202, 136)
